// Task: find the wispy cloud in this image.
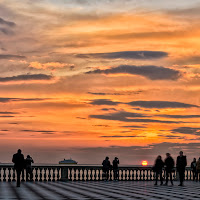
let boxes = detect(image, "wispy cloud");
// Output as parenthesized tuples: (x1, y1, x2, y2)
(77, 51, 168, 60)
(86, 65, 180, 80)
(127, 101, 198, 108)
(90, 111, 180, 123)
(0, 54, 26, 59)
(0, 74, 53, 82)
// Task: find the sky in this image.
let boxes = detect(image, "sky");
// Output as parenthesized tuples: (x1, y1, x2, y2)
(0, 0, 200, 165)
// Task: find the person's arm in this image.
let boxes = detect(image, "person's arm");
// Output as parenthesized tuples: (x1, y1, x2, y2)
(185, 156, 187, 167)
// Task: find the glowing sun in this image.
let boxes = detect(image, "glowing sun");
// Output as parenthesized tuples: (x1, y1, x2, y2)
(142, 160, 148, 166)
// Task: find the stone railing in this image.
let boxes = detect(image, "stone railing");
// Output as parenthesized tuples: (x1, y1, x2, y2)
(0, 164, 194, 182)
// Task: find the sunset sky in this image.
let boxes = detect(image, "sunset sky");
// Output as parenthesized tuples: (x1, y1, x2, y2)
(0, 0, 200, 165)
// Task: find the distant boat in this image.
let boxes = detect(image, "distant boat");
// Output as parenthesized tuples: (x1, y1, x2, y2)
(59, 158, 78, 164)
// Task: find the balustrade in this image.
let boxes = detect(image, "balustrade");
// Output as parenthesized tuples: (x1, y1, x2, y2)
(0, 164, 195, 182)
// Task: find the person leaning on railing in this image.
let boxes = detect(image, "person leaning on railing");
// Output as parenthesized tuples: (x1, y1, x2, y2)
(191, 158, 197, 181)
(25, 155, 34, 181)
(113, 157, 119, 181)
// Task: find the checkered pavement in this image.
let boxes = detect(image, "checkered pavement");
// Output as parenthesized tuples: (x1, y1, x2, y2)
(0, 181, 200, 200)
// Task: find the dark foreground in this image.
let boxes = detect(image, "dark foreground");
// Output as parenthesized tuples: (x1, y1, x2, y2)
(1, 181, 200, 200)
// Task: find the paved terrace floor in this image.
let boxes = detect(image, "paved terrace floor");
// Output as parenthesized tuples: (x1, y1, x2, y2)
(1, 181, 200, 200)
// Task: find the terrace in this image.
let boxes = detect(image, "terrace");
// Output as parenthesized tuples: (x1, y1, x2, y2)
(0, 164, 199, 199)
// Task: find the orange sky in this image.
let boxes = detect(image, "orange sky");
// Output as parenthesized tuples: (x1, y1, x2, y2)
(0, 0, 200, 165)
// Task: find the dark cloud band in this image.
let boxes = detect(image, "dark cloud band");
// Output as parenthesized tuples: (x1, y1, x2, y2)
(77, 51, 168, 60)
(86, 65, 180, 80)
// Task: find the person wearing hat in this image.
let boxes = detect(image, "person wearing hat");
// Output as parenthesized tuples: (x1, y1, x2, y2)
(113, 157, 119, 181)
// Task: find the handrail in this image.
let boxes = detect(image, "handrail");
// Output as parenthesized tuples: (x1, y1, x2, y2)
(0, 164, 194, 182)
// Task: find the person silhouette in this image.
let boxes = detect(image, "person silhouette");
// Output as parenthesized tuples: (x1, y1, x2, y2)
(25, 155, 34, 181)
(176, 151, 187, 186)
(196, 157, 200, 181)
(102, 156, 111, 181)
(153, 155, 164, 185)
(191, 158, 196, 181)
(113, 157, 119, 181)
(164, 153, 174, 186)
(12, 149, 25, 187)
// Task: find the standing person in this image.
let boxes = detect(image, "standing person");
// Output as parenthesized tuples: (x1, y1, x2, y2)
(191, 158, 197, 181)
(102, 156, 111, 181)
(176, 151, 187, 186)
(153, 155, 164, 186)
(164, 153, 174, 186)
(12, 149, 25, 187)
(196, 157, 200, 181)
(25, 155, 34, 181)
(113, 157, 119, 181)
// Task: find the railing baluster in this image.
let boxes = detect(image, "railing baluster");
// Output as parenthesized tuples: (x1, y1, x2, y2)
(48, 168, 51, 181)
(86, 169, 89, 181)
(39, 168, 43, 181)
(8, 168, 11, 182)
(12, 168, 16, 181)
(52, 168, 55, 181)
(57, 167, 60, 181)
(3, 168, 6, 181)
(82, 168, 85, 181)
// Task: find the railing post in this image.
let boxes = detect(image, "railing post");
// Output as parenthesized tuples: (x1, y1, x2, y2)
(12, 168, 16, 181)
(3, 168, 6, 181)
(60, 166, 69, 181)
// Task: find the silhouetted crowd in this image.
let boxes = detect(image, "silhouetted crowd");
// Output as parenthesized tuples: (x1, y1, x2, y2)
(102, 157, 119, 181)
(153, 151, 187, 186)
(12, 149, 34, 187)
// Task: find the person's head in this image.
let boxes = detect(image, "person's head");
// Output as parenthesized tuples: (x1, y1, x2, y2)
(115, 157, 118, 160)
(166, 153, 170, 157)
(27, 155, 30, 158)
(106, 156, 109, 160)
(157, 155, 161, 160)
(179, 151, 183, 156)
(17, 149, 21, 154)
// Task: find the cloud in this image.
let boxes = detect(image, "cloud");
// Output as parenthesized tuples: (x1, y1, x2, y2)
(0, 115, 14, 118)
(0, 74, 53, 82)
(0, 54, 26, 59)
(172, 127, 200, 135)
(90, 99, 120, 105)
(29, 61, 74, 70)
(21, 130, 56, 134)
(121, 125, 146, 128)
(157, 134, 185, 139)
(0, 27, 14, 35)
(158, 114, 200, 118)
(127, 101, 198, 108)
(0, 112, 18, 114)
(86, 65, 180, 80)
(0, 17, 16, 27)
(88, 92, 121, 95)
(77, 51, 168, 60)
(90, 111, 180, 123)
(0, 97, 48, 103)
(100, 135, 143, 138)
